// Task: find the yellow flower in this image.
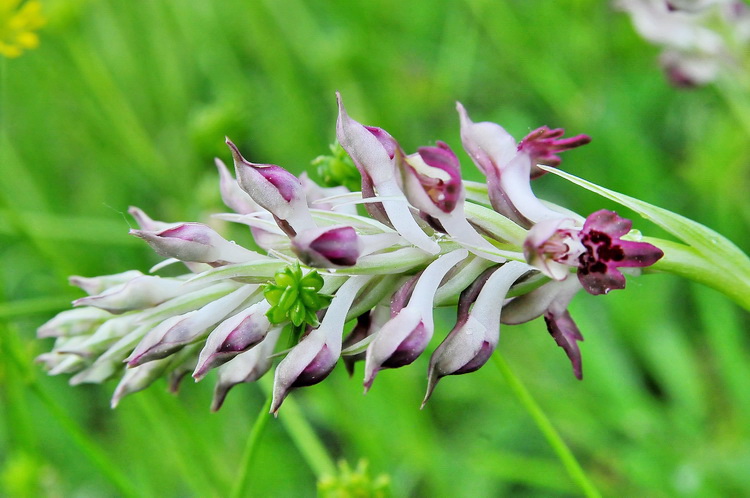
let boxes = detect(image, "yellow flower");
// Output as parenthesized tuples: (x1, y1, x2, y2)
(0, 0, 46, 58)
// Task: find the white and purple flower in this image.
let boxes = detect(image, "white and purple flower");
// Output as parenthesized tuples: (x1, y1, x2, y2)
(525, 209, 664, 295)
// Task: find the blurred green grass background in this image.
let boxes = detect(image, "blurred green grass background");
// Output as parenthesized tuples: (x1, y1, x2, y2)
(2, 0, 749, 496)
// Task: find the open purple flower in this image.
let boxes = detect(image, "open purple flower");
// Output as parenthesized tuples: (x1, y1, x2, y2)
(525, 209, 664, 295)
(457, 104, 590, 228)
(519, 126, 591, 179)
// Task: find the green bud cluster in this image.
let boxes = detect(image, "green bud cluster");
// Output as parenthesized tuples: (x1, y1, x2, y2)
(312, 143, 361, 192)
(263, 262, 333, 328)
(317, 460, 391, 498)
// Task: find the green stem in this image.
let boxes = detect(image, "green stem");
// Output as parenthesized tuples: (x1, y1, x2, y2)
(646, 238, 750, 312)
(259, 376, 337, 479)
(230, 396, 273, 498)
(493, 354, 601, 498)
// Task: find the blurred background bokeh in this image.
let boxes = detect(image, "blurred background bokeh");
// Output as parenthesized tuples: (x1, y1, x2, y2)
(2, 0, 749, 496)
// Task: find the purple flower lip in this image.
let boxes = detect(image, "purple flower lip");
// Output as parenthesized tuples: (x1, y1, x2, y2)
(524, 210, 664, 295)
(545, 309, 584, 379)
(577, 210, 664, 295)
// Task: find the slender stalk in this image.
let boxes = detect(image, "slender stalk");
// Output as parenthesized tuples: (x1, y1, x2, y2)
(230, 396, 273, 498)
(259, 376, 337, 479)
(493, 353, 601, 498)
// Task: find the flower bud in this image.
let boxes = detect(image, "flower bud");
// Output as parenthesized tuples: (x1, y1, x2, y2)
(69, 326, 151, 385)
(291, 225, 362, 268)
(131, 222, 262, 265)
(215, 157, 263, 214)
(53, 314, 137, 357)
(336, 93, 440, 255)
(212, 327, 282, 411)
(37, 306, 112, 338)
(111, 356, 171, 408)
(69, 270, 144, 296)
(193, 300, 272, 380)
(423, 262, 529, 405)
(111, 344, 199, 408)
(73, 275, 189, 314)
(363, 250, 468, 390)
(271, 275, 371, 414)
(227, 139, 316, 235)
(126, 285, 255, 367)
(128, 206, 171, 231)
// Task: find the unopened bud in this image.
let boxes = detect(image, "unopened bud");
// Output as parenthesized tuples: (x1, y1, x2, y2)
(292, 225, 362, 268)
(211, 327, 282, 411)
(126, 285, 255, 367)
(131, 222, 262, 265)
(227, 139, 316, 235)
(193, 300, 272, 380)
(73, 275, 188, 314)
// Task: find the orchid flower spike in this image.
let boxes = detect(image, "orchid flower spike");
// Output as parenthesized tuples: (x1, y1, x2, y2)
(617, 0, 750, 86)
(37, 94, 693, 412)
